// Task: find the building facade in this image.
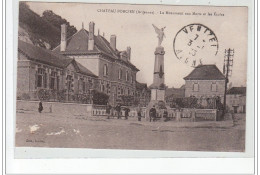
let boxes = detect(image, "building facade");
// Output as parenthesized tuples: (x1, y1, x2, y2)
(184, 65, 226, 102)
(53, 22, 139, 105)
(17, 40, 98, 102)
(226, 87, 246, 113)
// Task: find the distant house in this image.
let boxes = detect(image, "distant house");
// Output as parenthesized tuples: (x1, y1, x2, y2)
(226, 87, 246, 113)
(165, 85, 185, 104)
(53, 22, 139, 105)
(17, 40, 98, 101)
(183, 64, 226, 101)
(135, 81, 151, 107)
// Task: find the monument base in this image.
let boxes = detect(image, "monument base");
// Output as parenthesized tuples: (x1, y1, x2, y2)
(151, 88, 165, 101)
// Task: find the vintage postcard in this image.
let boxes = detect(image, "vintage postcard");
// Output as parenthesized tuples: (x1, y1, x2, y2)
(15, 1, 250, 156)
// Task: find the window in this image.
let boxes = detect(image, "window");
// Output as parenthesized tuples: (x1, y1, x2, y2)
(118, 87, 121, 95)
(211, 82, 217, 92)
(57, 76, 60, 90)
(36, 68, 45, 88)
(193, 83, 199, 92)
(102, 84, 105, 92)
(107, 83, 110, 94)
(103, 64, 108, 76)
(50, 71, 57, 90)
(78, 78, 85, 93)
(44, 72, 47, 88)
(67, 75, 72, 90)
(83, 81, 86, 93)
(126, 71, 129, 81)
(131, 75, 133, 83)
(118, 69, 122, 79)
(100, 82, 105, 92)
(88, 79, 93, 88)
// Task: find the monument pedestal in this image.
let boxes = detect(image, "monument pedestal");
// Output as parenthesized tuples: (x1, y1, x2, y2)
(151, 88, 165, 101)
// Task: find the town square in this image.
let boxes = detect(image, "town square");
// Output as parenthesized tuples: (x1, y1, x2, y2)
(15, 2, 247, 151)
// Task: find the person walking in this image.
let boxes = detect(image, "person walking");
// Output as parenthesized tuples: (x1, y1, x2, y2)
(115, 103, 121, 119)
(137, 105, 142, 121)
(163, 108, 168, 122)
(124, 107, 130, 120)
(106, 103, 112, 119)
(149, 105, 156, 122)
(38, 101, 43, 113)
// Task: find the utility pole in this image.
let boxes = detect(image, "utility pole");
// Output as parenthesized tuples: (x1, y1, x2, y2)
(222, 48, 234, 120)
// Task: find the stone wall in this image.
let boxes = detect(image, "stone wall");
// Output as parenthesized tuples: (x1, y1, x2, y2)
(16, 100, 93, 116)
(17, 100, 217, 121)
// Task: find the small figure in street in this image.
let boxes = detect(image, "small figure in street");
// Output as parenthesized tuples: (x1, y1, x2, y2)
(115, 103, 121, 119)
(163, 108, 168, 122)
(106, 103, 112, 119)
(149, 105, 156, 122)
(38, 101, 43, 113)
(137, 105, 142, 121)
(49, 104, 52, 113)
(124, 107, 130, 120)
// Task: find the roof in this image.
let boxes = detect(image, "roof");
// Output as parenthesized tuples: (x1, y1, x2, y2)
(19, 40, 73, 68)
(227, 87, 246, 95)
(136, 81, 149, 90)
(53, 28, 139, 71)
(75, 61, 97, 77)
(184, 64, 225, 80)
(18, 40, 97, 77)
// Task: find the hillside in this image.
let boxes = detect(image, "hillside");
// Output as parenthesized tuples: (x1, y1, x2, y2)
(18, 2, 77, 49)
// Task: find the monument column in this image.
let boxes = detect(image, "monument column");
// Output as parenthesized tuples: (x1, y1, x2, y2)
(151, 46, 165, 101)
(146, 24, 167, 119)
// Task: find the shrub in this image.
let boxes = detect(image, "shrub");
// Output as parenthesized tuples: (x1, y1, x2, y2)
(92, 90, 109, 105)
(120, 95, 134, 106)
(21, 93, 30, 100)
(37, 89, 50, 101)
(57, 89, 66, 102)
(170, 97, 217, 109)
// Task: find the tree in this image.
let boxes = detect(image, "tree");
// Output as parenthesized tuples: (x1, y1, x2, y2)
(19, 3, 77, 49)
(42, 10, 77, 40)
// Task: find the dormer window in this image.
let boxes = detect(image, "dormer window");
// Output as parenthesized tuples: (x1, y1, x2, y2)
(103, 64, 108, 76)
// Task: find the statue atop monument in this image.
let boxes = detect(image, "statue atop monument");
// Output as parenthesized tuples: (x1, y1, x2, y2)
(152, 24, 166, 46)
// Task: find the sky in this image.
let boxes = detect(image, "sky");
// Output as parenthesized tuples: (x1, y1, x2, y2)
(26, 2, 248, 88)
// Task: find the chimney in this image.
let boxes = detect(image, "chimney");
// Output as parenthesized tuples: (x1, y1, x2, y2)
(88, 21, 95, 50)
(110, 35, 116, 51)
(126, 46, 131, 61)
(60, 24, 67, 51)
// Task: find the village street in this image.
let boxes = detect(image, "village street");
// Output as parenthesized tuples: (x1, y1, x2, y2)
(15, 109, 245, 152)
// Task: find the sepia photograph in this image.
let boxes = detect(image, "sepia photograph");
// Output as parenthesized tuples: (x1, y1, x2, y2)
(15, 2, 248, 152)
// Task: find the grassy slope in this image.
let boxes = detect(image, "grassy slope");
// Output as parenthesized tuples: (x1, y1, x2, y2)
(19, 3, 64, 49)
